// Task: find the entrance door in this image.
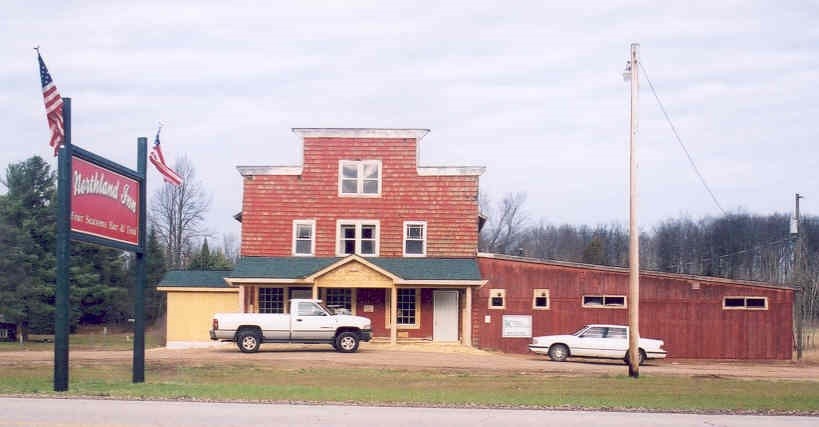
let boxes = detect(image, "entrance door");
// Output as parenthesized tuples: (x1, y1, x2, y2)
(433, 290, 459, 342)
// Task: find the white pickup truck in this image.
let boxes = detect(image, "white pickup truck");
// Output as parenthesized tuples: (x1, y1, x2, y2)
(210, 299, 372, 353)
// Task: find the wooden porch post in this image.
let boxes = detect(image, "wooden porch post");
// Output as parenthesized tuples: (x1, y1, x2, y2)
(238, 286, 246, 312)
(462, 287, 472, 346)
(390, 286, 398, 345)
(312, 283, 318, 300)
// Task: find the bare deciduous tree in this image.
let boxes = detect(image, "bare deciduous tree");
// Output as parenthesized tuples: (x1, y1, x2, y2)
(150, 157, 211, 269)
(480, 192, 528, 254)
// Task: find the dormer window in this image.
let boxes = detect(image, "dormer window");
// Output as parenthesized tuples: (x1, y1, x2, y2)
(339, 160, 381, 196)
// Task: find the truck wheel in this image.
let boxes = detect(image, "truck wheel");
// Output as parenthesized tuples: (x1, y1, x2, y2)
(236, 330, 261, 353)
(335, 331, 360, 353)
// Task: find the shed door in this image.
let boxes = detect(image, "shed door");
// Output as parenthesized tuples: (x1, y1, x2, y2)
(433, 290, 459, 342)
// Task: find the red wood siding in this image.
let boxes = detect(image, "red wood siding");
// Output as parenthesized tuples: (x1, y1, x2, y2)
(354, 288, 435, 339)
(241, 137, 479, 257)
(475, 257, 794, 360)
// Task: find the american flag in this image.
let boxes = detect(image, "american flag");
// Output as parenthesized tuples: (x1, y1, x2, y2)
(37, 52, 64, 156)
(149, 126, 183, 186)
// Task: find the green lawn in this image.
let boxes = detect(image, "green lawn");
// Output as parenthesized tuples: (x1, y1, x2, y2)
(1, 360, 817, 414)
(0, 331, 164, 352)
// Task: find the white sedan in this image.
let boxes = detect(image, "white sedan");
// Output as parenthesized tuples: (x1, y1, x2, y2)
(529, 324, 666, 365)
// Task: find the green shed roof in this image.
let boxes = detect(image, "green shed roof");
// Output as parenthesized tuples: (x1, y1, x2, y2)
(157, 270, 232, 288)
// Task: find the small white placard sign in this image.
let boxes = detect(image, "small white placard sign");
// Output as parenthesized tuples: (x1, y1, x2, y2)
(502, 315, 532, 338)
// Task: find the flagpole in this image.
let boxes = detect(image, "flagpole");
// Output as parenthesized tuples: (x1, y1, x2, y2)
(54, 97, 71, 391)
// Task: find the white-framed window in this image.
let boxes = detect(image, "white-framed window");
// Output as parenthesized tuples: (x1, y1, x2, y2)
(258, 288, 284, 313)
(292, 219, 316, 256)
(489, 289, 506, 309)
(336, 220, 379, 256)
(582, 295, 626, 309)
(324, 288, 354, 315)
(533, 289, 550, 310)
(396, 288, 418, 326)
(403, 221, 427, 257)
(339, 160, 381, 196)
(723, 296, 768, 310)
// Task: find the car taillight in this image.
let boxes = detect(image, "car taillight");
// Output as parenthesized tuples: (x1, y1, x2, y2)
(212, 318, 218, 330)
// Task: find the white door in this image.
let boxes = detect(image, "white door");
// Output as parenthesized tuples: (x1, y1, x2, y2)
(291, 301, 336, 341)
(433, 290, 459, 342)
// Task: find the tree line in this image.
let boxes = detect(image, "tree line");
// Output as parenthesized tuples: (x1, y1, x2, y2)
(0, 156, 236, 338)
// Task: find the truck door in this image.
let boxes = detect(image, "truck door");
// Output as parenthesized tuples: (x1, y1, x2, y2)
(291, 301, 336, 341)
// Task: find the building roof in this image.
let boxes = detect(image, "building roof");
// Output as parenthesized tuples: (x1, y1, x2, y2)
(477, 252, 796, 291)
(157, 270, 232, 288)
(157, 257, 484, 289)
(232, 256, 483, 281)
(292, 128, 430, 140)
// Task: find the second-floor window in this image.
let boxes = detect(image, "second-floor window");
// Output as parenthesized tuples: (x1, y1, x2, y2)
(337, 220, 379, 256)
(292, 220, 315, 256)
(403, 221, 426, 256)
(339, 160, 381, 196)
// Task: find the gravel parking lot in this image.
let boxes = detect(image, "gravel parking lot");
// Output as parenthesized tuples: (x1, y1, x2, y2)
(3, 341, 818, 381)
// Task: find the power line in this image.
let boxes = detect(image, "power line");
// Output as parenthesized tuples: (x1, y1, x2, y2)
(640, 62, 727, 216)
(663, 237, 791, 271)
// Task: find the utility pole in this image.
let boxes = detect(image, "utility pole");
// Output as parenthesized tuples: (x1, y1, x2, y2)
(623, 43, 641, 378)
(793, 193, 803, 360)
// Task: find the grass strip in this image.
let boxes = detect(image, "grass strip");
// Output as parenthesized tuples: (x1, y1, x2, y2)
(1, 363, 817, 414)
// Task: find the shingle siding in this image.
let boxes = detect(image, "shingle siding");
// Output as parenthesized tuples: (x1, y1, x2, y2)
(241, 137, 480, 257)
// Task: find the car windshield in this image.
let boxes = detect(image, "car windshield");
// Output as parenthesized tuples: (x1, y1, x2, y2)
(571, 326, 589, 336)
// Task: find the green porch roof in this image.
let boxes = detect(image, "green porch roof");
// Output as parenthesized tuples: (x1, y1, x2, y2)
(231, 257, 483, 281)
(157, 270, 232, 288)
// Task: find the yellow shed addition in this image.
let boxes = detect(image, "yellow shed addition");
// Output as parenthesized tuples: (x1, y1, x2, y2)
(158, 270, 238, 348)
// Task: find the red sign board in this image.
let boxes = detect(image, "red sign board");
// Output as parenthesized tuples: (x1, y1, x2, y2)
(71, 156, 140, 246)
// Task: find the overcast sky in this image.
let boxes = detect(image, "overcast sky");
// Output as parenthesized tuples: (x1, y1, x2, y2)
(2, 1, 817, 247)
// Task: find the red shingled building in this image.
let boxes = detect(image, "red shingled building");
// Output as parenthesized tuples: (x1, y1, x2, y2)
(160, 128, 794, 359)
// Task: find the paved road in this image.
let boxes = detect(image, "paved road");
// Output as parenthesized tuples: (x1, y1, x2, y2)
(0, 398, 816, 427)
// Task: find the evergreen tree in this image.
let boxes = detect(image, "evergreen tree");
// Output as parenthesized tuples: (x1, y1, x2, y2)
(144, 229, 167, 322)
(188, 238, 233, 271)
(70, 243, 130, 326)
(0, 157, 57, 337)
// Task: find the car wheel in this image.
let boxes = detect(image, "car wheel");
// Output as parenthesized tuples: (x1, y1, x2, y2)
(335, 331, 360, 353)
(236, 330, 261, 353)
(624, 349, 647, 366)
(547, 344, 569, 362)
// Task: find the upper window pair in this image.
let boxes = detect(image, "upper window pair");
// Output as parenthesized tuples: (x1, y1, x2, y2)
(340, 160, 381, 196)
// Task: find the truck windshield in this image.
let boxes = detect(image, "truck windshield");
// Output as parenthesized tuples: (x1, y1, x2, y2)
(316, 302, 333, 316)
